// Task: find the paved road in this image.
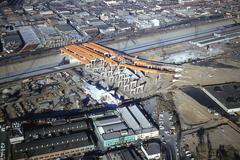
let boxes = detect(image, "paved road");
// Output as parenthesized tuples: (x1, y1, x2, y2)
(0, 18, 239, 84)
(0, 52, 82, 84)
(0, 61, 81, 84)
(160, 111, 178, 160)
(104, 18, 239, 52)
(164, 143, 174, 160)
(121, 24, 237, 54)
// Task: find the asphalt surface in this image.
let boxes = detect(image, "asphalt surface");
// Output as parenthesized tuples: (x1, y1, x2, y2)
(159, 111, 178, 160)
(0, 62, 81, 84)
(105, 18, 239, 52)
(0, 19, 239, 84)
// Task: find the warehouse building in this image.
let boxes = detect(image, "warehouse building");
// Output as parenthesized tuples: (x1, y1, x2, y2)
(24, 120, 89, 139)
(105, 147, 143, 160)
(14, 131, 95, 160)
(93, 115, 136, 149)
(202, 83, 240, 114)
(93, 105, 158, 149)
(141, 141, 161, 160)
(13, 119, 96, 160)
(18, 26, 41, 52)
(118, 105, 159, 140)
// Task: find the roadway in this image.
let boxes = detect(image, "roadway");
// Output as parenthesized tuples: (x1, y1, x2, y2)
(104, 18, 240, 54)
(160, 111, 178, 160)
(0, 18, 239, 84)
(0, 53, 80, 84)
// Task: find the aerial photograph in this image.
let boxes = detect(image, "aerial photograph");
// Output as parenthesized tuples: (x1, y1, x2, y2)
(0, 0, 240, 160)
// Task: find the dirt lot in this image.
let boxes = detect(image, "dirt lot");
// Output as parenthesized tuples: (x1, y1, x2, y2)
(174, 90, 211, 125)
(174, 63, 240, 87)
(182, 125, 240, 158)
(173, 90, 212, 126)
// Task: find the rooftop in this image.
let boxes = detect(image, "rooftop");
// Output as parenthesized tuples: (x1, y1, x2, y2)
(205, 83, 240, 110)
(55, 24, 75, 32)
(15, 131, 94, 158)
(24, 120, 89, 139)
(107, 148, 142, 160)
(95, 115, 135, 140)
(142, 141, 161, 155)
(19, 26, 41, 45)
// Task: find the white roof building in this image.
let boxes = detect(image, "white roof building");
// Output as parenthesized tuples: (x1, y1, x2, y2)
(82, 80, 121, 106)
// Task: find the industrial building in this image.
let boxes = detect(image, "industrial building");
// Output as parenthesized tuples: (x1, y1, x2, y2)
(202, 83, 240, 114)
(14, 131, 95, 160)
(2, 31, 23, 53)
(59, 42, 181, 97)
(60, 43, 180, 76)
(118, 105, 159, 140)
(141, 140, 161, 160)
(23, 120, 89, 139)
(93, 115, 137, 149)
(13, 119, 96, 160)
(81, 79, 121, 106)
(18, 26, 41, 52)
(178, 0, 199, 4)
(93, 105, 159, 149)
(105, 147, 143, 160)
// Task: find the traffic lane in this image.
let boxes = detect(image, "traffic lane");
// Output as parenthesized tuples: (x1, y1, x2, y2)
(123, 25, 220, 52)
(124, 33, 205, 54)
(105, 18, 238, 51)
(160, 112, 175, 137)
(0, 54, 67, 78)
(123, 22, 240, 52)
(159, 112, 178, 160)
(162, 142, 175, 160)
(0, 48, 59, 67)
(0, 63, 80, 84)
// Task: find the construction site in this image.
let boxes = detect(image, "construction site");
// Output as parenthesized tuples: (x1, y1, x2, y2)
(60, 43, 182, 98)
(0, 0, 240, 158)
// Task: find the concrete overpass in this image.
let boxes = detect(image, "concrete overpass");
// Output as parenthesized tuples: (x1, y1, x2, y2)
(0, 18, 239, 84)
(104, 18, 240, 53)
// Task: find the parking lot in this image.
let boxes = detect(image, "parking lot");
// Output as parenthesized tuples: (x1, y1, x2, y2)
(159, 111, 178, 160)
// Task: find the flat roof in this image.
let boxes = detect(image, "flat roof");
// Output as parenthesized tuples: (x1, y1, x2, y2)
(128, 105, 151, 129)
(95, 116, 122, 126)
(107, 148, 142, 160)
(118, 107, 141, 131)
(19, 26, 41, 44)
(205, 83, 240, 110)
(4, 31, 22, 43)
(55, 24, 75, 32)
(24, 121, 89, 138)
(15, 131, 93, 154)
(95, 115, 135, 140)
(102, 129, 135, 140)
(102, 122, 128, 133)
(142, 142, 161, 155)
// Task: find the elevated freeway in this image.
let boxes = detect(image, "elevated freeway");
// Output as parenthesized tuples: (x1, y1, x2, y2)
(0, 18, 239, 84)
(104, 18, 240, 54)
